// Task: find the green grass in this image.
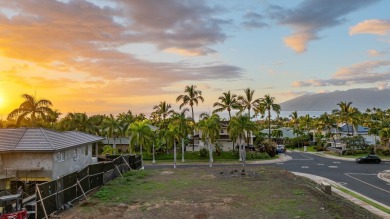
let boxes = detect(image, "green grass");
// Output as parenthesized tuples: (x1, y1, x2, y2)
(334, 185, 390, 214)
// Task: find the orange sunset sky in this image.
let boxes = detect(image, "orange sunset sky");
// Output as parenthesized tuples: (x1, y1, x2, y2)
(1, 0, 390, 119)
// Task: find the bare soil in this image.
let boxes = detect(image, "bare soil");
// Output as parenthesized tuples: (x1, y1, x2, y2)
(58, 166, 380, 219)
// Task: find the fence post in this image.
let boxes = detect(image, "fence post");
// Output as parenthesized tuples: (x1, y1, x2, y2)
(115, 165, 123, 178)
(122, 155, 131, 170)
(36, 184, 49, 219)
(76, 179, 88, 200)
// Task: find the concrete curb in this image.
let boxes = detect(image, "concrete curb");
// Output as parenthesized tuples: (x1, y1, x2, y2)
(293, 172, 390, 219)
(378, 170, 390, 184)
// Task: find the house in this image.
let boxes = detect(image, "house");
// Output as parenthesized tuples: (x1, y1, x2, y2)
(0, 128, 103, 193)
(186, 121, 254, 152)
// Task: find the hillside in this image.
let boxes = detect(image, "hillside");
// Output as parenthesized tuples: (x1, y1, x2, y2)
(279, 88, 390, 111)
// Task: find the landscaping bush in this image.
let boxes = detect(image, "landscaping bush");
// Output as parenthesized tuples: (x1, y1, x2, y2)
(199, 148, 209, 158)
(314, 146, 325, 151)
(246, 151, 271, 160)
(380, 149, 390, 156)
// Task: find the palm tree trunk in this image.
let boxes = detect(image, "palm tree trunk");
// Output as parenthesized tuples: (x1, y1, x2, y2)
(174, 139, 177, 169)
(268, 110, 271, 141)
(208, 137, 212, 167)
(239, 135, 242, 162)
(181, 138, 185, 163)
(191, 106, 195, 151)
(152, 142, 156, 164)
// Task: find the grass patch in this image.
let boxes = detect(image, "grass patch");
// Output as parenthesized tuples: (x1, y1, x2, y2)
(334, 185, 390, 214)
(61, 167, 381, 219)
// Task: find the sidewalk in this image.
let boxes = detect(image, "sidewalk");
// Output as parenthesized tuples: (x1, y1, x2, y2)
(293, 172, 390, 218)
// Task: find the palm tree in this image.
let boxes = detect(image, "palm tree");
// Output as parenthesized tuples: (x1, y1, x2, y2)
(300, 114, 312, 140)
(213, 91, 240, 120)
(256, 94, 281, 141)
(171, 109, 192, 163)
(368, 127, 379, 154)
(46, 109, 61, 128)
(8, 93, 53, 126)
(176, 85, 204, 151)
(289, 111, 299, 128)
(165, 122, 181, 168)
(237, 88, 259, 119)
(213, 90, 240, 151)
(271, 129, 283, 144)
(102, 114, 123, 153)
(128, 120, 152, 156)
(334, 101, 354, 136)
(152, 101, 175, 124)
(228, 114, 255, 166)
(317, 112, 336, 146)
(198, 113, 221, 167)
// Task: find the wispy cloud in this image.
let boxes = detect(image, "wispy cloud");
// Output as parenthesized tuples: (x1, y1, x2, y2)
(350, 19, 390, 35)
(292, 60, 390, 87)
(269, 0, 379, 53)
(0, 0, 242, 96)
(241, 11, 268, 30)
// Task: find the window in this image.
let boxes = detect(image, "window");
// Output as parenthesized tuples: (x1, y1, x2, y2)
(85, 145, 89, 156)
(57, 152, 65, 162)
(73, 148, 78, 161)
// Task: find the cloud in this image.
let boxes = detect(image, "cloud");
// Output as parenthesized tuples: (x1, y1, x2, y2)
(269, 0, 379, 53)
(0, 0, 242, 91)
(367, 49, 385, 56)
(349, 19, 390, 35)
(292, 60, 390, 87)
(241, 11, 268, 30)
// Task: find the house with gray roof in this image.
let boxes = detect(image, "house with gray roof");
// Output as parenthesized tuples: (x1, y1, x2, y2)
(0, 128, 103, 192)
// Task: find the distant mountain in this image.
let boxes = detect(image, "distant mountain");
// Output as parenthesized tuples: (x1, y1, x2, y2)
(279, 88, 390, 111)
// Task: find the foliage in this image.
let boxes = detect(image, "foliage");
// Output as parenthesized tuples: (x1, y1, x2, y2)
(246, 151, 271, 160)
(340, 135, 368, 154)
(199, 148, 209, 158)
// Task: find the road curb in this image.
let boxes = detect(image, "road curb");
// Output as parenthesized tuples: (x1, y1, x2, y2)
(292, 172, 390, 219)
(377, 170, 390, 184)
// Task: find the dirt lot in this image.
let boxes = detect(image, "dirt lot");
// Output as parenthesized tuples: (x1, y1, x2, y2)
(59, 166, 380, 219)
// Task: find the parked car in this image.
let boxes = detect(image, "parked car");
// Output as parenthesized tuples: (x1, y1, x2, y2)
(355, 155, 381, 164)
(276, 145, 285, 154)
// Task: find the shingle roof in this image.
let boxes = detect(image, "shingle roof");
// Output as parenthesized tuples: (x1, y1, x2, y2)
(0, 128, 104, 152)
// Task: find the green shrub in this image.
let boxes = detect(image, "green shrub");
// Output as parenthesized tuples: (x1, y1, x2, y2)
(246, 151, 271, 160)
(199, 148, 209, 158)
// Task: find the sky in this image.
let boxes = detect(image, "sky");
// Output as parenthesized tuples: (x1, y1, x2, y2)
(0, 0, 390, 119)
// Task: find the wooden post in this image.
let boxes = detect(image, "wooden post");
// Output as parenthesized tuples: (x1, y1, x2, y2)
(115, 165, 123, 178)
(76, 179, 88, 200)
(36, 184, 49, 219)
(121, 155, 131, 170)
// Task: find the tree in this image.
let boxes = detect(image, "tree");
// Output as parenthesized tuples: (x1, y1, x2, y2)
(228, 114, 256, 166)
(165, 122, 181, 168)
(128, 120, 152, 156)
(289, 111, 299, 128)
(213, 90, 240, 151)
(8, 93, 53, 126)
(256, 94, 281, 141)
(237, 88, 259, 119)
(102, 114, 123, 153)
(176, 85, 204, 151)
(317, 112, 336, 146)
(271, 129, 283, 143)
(152, 101, 175, 125)
(334, 101, 354, 136)
(198, 113, 221, 167)
(368, 127, 379, 154)
(171, 109, 192, 163)
(213, 91, 240, 120)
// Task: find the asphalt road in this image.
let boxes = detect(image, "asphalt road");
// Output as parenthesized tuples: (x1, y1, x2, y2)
(144, 152, 390, 207)
(274, 152, 390, 207)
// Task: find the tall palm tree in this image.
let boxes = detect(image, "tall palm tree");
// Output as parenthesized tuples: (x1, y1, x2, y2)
(228, 114, 256, 166)
(213, 90, 240, 151)
(198, 113, 221, 167)
(102, 114, 123, 153)
(256, 94, 281, 141)
(165, 122, 181, 168)
(128, 120, 152, 156)
(213, 91, 240, 120)
(237, 88, 259, 119)
(176, 85, 204, 151)
(152, 101, 175, 124)
(289, 111, 299, 128)
(8, 93, 53, 126)
(334, 101, 354, 136)
(317, 112, 336, 146)
(171, 108, 191, 162)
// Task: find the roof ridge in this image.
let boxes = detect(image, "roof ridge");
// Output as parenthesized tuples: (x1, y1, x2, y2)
(14, 128, 27, 149)
(40, 128, 56, 150)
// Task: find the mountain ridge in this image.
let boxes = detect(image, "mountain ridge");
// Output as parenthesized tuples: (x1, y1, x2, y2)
(279, 88, 390, 111)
